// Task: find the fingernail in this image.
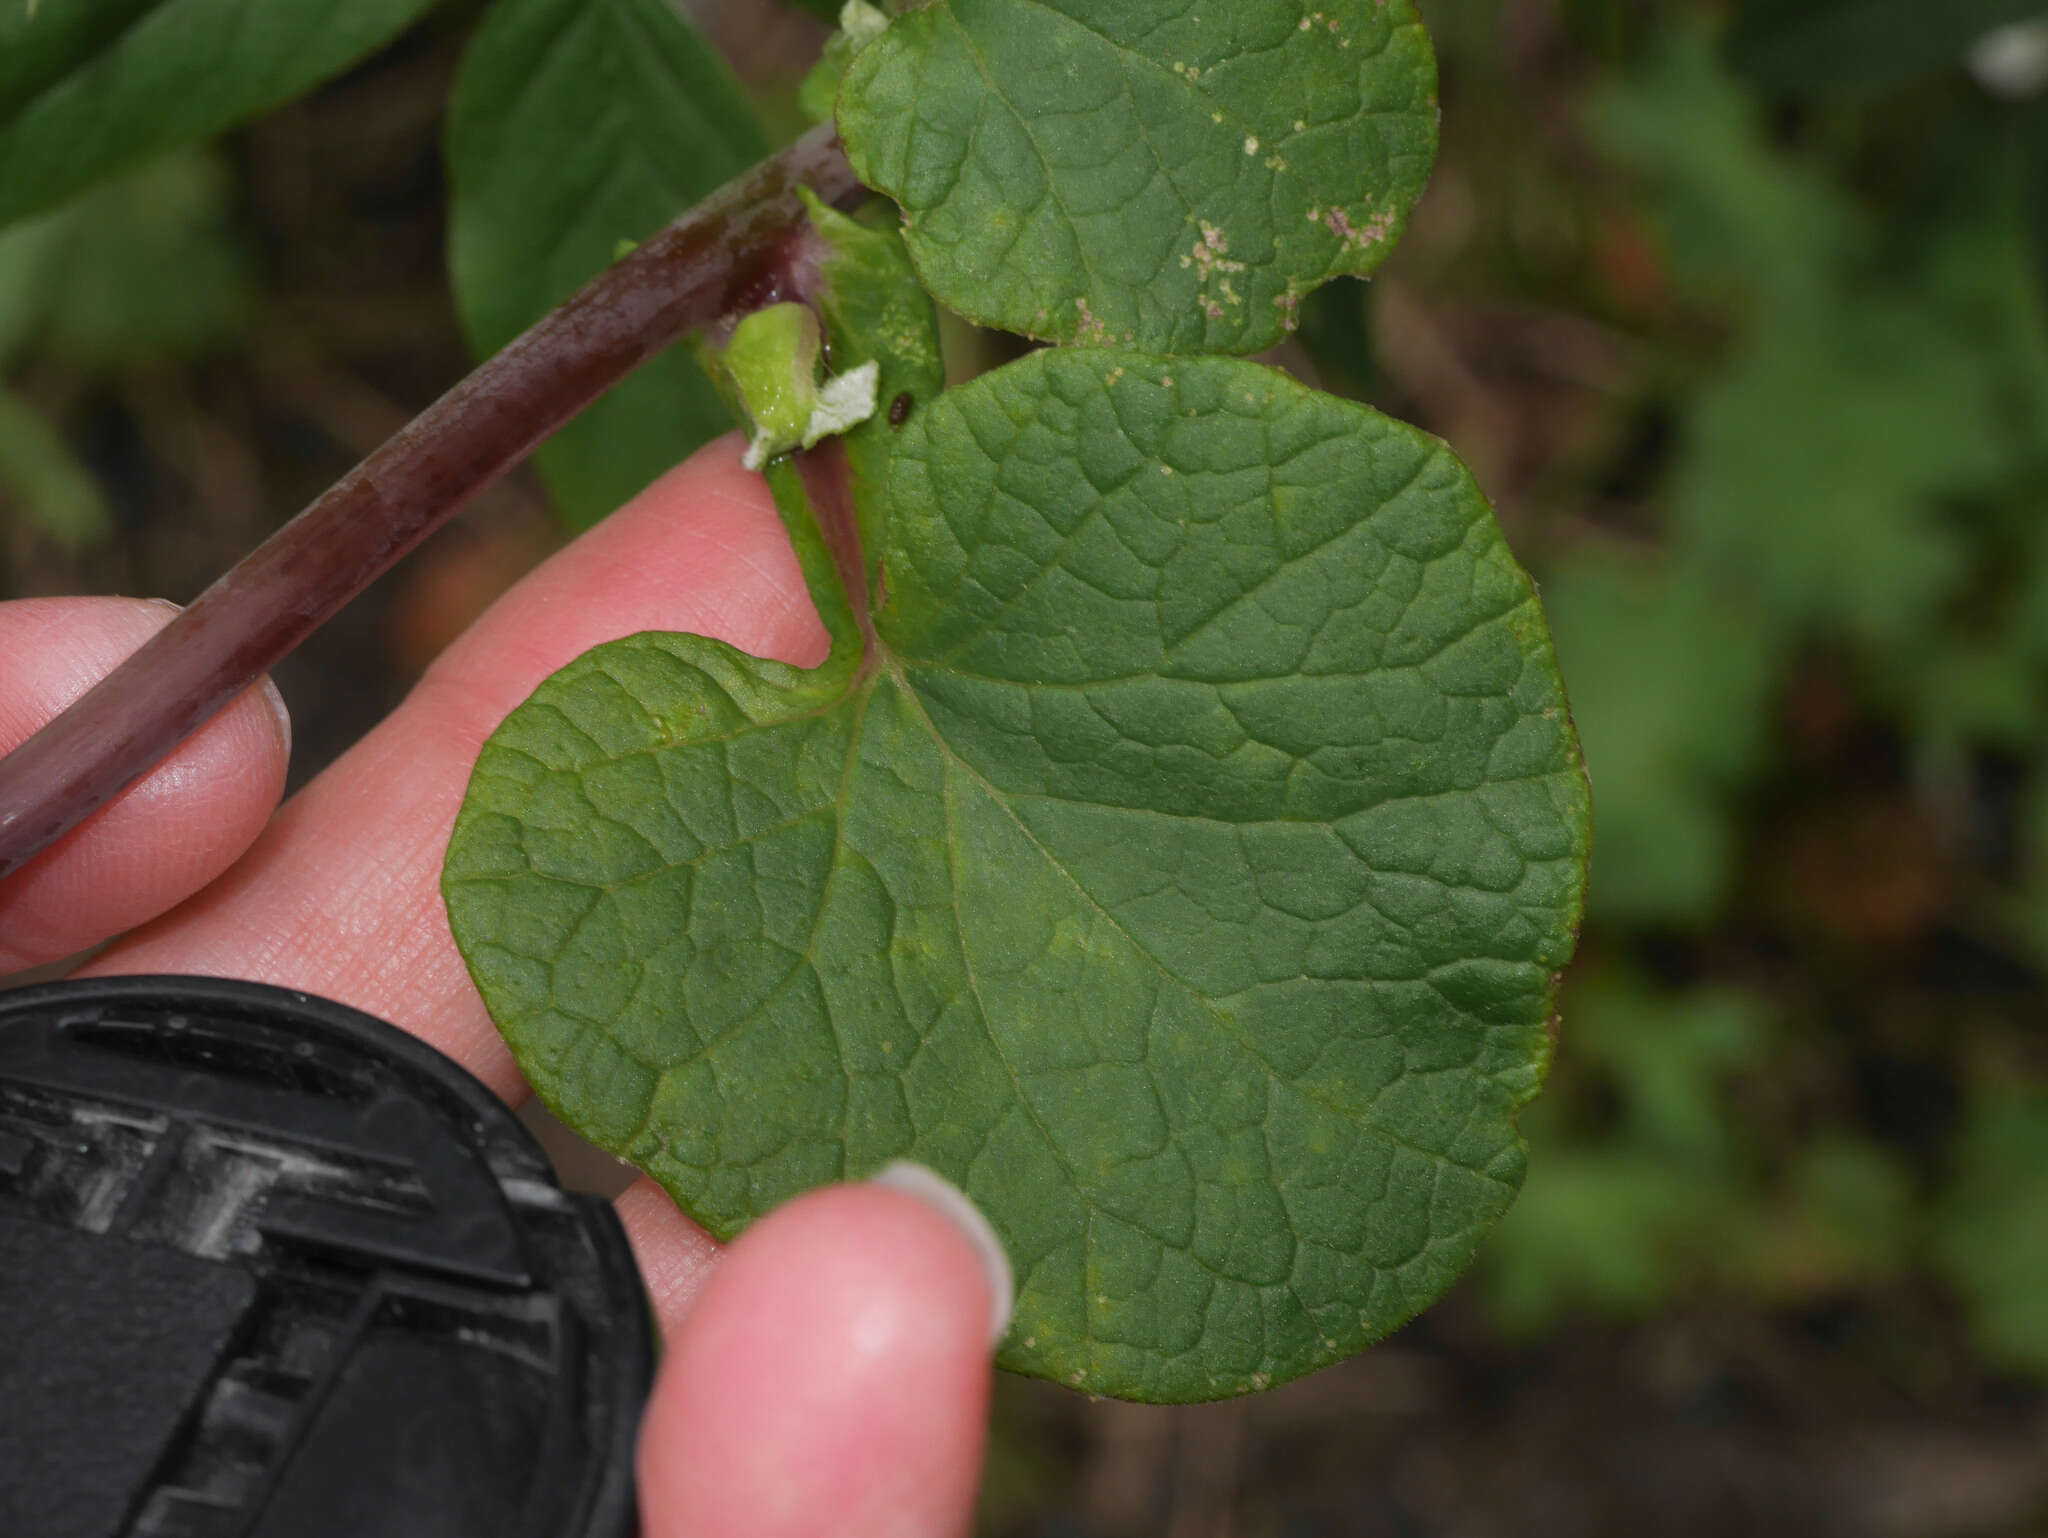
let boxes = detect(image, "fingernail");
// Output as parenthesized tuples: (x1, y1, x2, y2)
(146, 597, 183, 615)
(259, 676, 293, 758)
(869, 1161, 1015, 1348)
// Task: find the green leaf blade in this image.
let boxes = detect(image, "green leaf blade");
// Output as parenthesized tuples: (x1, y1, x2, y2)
(447, 349, 1588, 1401)
(838, 0, 1438, 354)
(0, 0, 438, 229)
(446, 0, 770, 529)
(442, 629, 868, 1147)
(883, 353, 1582, 1396)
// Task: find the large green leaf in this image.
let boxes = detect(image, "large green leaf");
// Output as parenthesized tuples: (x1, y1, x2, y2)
(0, 0, 437, 230)
(445, 345, 1589, 1401)
(446, 0, 768, 530)
(837, 0, 1438, 354)
(1727, 0, 2047, 92)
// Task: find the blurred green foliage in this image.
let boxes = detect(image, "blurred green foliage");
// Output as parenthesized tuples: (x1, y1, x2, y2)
(0, 149, 251, 366)
(1490, 969, 1778, 1329)
(0, 148, 250, 546)
(1490, 3, 2048, 1377)
(1551, 16, 2048, 916)
(1933, 1094, 2048, 1371)
(0, 0, 441, 227)
(1728, 0, 2048, 93)
(1543, 564, 1776, 923)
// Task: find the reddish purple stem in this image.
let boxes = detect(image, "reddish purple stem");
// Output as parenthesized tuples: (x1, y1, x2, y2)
(0, 126, 863, 884)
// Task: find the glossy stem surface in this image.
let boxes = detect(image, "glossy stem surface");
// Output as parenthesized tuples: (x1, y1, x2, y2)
(0, 125, 861, 884)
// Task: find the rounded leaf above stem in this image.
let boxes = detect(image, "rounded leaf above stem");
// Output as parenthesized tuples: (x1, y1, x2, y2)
(837, 0, 1439, 353)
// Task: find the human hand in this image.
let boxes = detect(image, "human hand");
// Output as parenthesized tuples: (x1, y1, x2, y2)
(0, 438, 1009, 1538)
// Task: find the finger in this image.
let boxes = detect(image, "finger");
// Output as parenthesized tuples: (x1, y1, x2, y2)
(83, 438, 825, 1101)
(615, 1176, 723, 1326)
(636, 1176, 1006, 1538)
(0, 598, 290, 974)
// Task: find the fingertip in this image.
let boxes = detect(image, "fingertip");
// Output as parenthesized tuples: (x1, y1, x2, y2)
(869, 1161, 1016, 1348)
(0, 598, 290, 972)
(637, 1182, 997, 1538)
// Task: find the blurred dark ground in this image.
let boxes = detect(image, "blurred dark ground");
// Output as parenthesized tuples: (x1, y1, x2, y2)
(5, 1, 2048, 1533)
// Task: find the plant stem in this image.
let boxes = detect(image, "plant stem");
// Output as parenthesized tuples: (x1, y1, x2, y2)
(0, 124, 863, 885)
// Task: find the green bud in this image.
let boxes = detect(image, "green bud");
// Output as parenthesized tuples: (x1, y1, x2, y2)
(719, 301, 880, 470)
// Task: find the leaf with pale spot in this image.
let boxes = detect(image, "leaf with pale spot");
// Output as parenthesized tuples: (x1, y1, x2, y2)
(836, 0, 1438, 353)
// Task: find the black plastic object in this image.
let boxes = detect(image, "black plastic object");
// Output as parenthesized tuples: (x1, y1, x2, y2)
(0, 976, 653, 1538)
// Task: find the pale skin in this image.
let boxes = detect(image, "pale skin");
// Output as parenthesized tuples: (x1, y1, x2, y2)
(0, 435, 998, 1538)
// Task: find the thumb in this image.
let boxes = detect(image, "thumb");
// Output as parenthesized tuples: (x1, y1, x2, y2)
(636, 1167, 1012, 1538)
(0, 597, 290, 974)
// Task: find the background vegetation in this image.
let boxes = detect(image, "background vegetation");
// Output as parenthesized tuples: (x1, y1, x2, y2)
(4, 0, 2047, 1531)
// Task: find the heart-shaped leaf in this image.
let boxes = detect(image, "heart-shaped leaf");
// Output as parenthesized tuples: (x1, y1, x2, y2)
(447, 332, 1587, 1400)
(836, 0, 1439, 354)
